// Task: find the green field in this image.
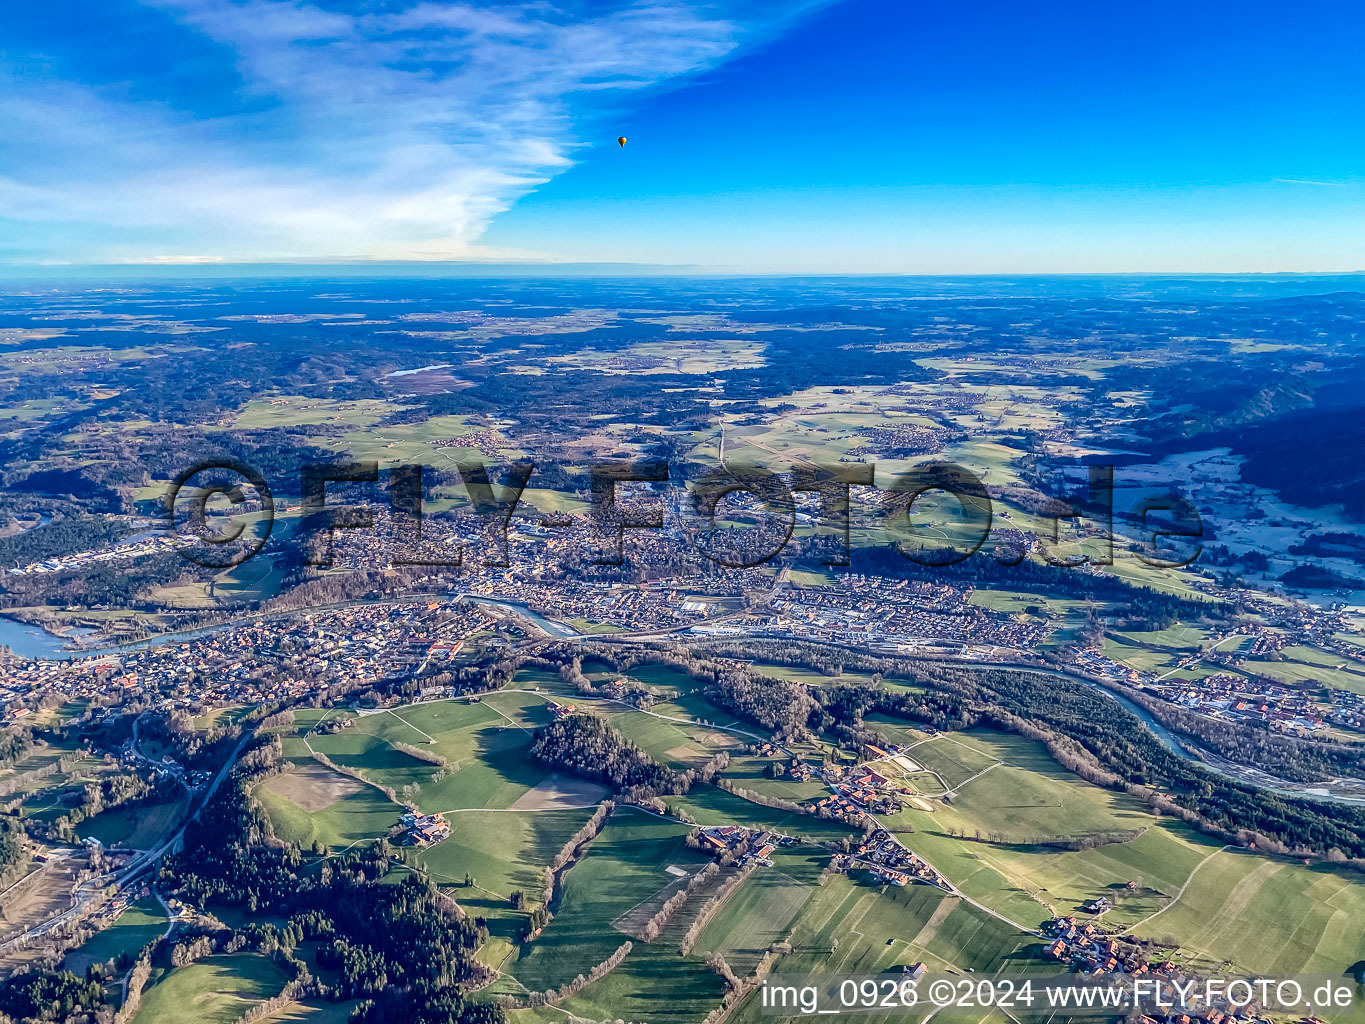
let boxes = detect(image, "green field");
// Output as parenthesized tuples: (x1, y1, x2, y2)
(851, 725, 1365, 975)
(747, 662, 877, 687)
(599, 705, 743, 770)
(866, 728, 1224, 930)
(76, 799, 185, 850)
(11, 753, 116, 823)
(194, 705, 255, 731)
(262, 1000, 359, 1024)
(895, 732, 1002, 791)
(620, 661, 706, 691)
(720, 751, 830, 803)
(726, 874, 1044, 1024)
(64, 896, 168, 972)
(497, 807, 724, 1021)
(230, 396, 401, 431)
(693, 857, 822, 973)
(921, 730, 1143, 838)
(1131, 848, 1365, 974)
(255, 771, 403, 849)
(507, 808, 710, 989)
(1101, 634, 1177, 673)
(968, 588, 1086, 618)
(861, 713, 934, 747)
(1240, 651, 1365, 694)
(415, 807, 597, 957)
(292, 694, 556, 813)
(134, 954, 289, 1024)
(670, 784, 856, 845)
(1116, 624, 1211, 649)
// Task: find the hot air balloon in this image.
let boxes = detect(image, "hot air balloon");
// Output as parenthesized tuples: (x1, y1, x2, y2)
(617, 136, 627, 147)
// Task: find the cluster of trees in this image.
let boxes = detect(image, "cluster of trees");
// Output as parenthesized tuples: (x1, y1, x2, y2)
(698, 945, 791, 1024)
(705, 669, 817, 739)
(0, 728, 36, 769)
(542, 800, 613, 912)
(0, 814, 27, 883)
(394, 742, 446, 767)
(638, 861, 719, 941)
(350, 994, 503, 1024)
(500, 941, 632, 1009)
(713, 778, 812, 819)
(939, 823, 1143, 850)
(1, 548, 197, 612)
(117, 709, 242, 776)
(0, 515, 126, 568)
(256, 710, 295, 732)
(168, 933, 216, 967)
(150, 908, 504, 1024)
(529, 716, 684, 798)
(118, 952, 154, 1023)
(0, 970, 105, 1024)
(37, 771, 175, 844)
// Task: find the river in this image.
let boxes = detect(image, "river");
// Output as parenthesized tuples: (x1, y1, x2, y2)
(460, 596, 580, 637)
(0, 618, 100, 660)
(1010, 664, 1365, 806)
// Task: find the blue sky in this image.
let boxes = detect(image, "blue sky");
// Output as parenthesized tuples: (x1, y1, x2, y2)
(2, 0, 1364, 271)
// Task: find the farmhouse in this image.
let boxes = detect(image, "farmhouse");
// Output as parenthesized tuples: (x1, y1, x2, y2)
(398, 812, 451, 846)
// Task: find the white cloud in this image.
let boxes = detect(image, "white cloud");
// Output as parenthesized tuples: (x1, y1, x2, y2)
(0, 0, 807, 263)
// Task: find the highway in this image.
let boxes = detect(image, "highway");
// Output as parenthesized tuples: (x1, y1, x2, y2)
(0, 724, 256, 956)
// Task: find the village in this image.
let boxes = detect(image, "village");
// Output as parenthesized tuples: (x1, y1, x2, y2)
(0, 599, 493, 725)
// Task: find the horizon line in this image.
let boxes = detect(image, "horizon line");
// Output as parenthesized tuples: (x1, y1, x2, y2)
(2, 261, 1365, 281)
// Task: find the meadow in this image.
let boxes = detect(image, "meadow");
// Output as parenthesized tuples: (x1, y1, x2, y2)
(668, 784, 856, 846)
(255, 770, 403, 850)
(692, 848, 828, 974)
(76, 799, 185, 850)
(860, 721, 1002, 792)
(499, 808, 724, 1020)
(133, 953, 288, 1024)
(725, 874, 1044, 1024)
(63, 896, 167, 974)
(280, 691, 560, 815)
(414, 807, 597, 963)
(1130, 848, 1365, 974)
(260, 1001, 358, 1024)
(598, 704, 742, 771)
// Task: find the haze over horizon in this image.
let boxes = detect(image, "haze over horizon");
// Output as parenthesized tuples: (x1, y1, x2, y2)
(3, 0, 1364, 273)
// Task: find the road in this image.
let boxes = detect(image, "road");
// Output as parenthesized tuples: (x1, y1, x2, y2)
(1154, 632, 1243, 681)
(0, 724, 256, 956)
(1124, 844, 1229, 932)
